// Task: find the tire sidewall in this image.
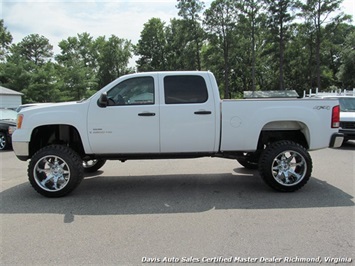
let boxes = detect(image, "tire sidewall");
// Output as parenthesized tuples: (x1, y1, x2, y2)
(28, 145, 84, 197)
(259, 141, 312, 192)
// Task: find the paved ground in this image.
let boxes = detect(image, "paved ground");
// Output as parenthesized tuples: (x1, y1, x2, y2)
(1, 142, 354, 265)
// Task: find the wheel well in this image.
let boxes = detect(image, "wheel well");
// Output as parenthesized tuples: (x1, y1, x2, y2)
(258, 130, 309, 150)
(29, 125, 85, 158)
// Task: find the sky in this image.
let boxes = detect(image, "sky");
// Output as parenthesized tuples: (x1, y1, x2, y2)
(1, 0, 354, 66)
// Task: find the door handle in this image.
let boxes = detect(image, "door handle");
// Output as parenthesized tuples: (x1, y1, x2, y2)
(194, 111, 212, 115)
(138, 112, 156, 116)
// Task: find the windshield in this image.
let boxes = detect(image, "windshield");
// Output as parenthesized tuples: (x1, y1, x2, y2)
(0, 109, 18, 121)
(339, 98, 355, 112)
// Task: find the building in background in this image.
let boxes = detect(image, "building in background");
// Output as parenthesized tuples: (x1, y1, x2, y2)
(0, 86, 23, 110)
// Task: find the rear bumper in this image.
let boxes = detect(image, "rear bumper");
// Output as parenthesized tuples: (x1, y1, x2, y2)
(339, 128, 355, 140)
(329, 133, 344, 148)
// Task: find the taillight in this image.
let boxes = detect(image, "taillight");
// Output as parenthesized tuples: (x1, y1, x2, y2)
(17, 114, 24, 129)
(331, 105, 340, 128)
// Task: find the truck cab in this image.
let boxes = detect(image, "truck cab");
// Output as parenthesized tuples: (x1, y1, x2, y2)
(88, 72, 220, 155)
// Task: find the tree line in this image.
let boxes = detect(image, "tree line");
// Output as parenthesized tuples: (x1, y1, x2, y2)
(1, 0, 354, 102)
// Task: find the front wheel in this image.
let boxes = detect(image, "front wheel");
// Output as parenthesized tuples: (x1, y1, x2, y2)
(258, 140, 312, 192)
(0, 132, 9, 150)
(28, 145, 84, 197)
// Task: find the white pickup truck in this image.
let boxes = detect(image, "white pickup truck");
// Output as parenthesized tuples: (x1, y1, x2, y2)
(12, 71, 343, 197)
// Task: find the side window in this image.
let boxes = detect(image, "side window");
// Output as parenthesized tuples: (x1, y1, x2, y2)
(107, 77, 154, 106)
(164, 75, 208, 104)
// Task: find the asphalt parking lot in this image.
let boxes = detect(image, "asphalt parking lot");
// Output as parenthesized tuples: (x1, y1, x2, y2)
(1, 142, 354, 265)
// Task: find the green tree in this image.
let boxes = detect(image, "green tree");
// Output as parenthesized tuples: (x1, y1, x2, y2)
(15, 34, 53, 66)
(264, 0, 295, 90)
(1, 49, 32, 92)
(320, 23, 354, 88)
(0, 20, 13, 85)
(2, 34, 55, 102)
(0, 19, 13, 62)
(95, 35, 133, 88)
(283, 23, 311, 94)
(165, 18, 206, 70)
(56, 33, 98, 100)
(21, 62, 62, 102)
(56, 33, 96, 69)
(135, 18, 167, 71)
(337, 30, 355, 89)
(237, 0, 265, 91)
(298, 0, 346, 90)
(165, 19, 190, 70)
(204, 0, 239, 98)
(176, 0, 205, 70)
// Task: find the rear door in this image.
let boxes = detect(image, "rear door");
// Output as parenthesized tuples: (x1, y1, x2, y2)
(159, 73, 217, 153)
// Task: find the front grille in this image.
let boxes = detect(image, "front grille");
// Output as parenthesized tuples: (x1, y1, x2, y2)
(340, 121, 355, 129)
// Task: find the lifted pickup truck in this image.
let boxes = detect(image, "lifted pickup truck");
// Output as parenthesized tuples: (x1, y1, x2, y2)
(12, 71, 343, 197)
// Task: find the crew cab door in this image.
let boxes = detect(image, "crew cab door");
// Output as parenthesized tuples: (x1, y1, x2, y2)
(159, 74, 217, 153)
(87, 75, 160, 154)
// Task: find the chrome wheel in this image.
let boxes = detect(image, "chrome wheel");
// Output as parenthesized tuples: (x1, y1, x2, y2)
(271, 150, 307, 186)
(0, 132, 7, 150)
(28, 145, 83, 197)
(259, 140, 312, 192)
(33, 155, 71, 192)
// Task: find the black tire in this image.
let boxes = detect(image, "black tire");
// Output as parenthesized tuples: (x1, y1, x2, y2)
(28, 145, 84, 197)
(83, 159, 106, 173)
(0, 131, 9, 150)
(236, 152, 260, 169)
(258, 140, 312, 192)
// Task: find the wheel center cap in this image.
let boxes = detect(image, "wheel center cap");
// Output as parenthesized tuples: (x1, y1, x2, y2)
(281, 161, 289, 171)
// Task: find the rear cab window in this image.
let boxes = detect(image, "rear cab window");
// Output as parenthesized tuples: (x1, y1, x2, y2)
(164, 75, 208, 104)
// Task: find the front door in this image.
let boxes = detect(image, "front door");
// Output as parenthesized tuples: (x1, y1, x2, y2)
(87, 75, 160, 154)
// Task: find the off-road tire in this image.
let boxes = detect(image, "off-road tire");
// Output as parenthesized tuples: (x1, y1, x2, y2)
(259, 140, 312, 192)
(28, 145, 84, 197)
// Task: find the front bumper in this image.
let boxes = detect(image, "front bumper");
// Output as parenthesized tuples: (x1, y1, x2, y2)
(329, 133, 344, 148)
(12, 141, 29, 161)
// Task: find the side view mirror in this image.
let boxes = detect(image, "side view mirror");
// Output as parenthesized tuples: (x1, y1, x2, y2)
(98, 92, 108, 108)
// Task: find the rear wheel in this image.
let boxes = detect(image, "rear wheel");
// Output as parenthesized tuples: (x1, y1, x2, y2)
(83, 159, 106, 173)
(259, 140, 312, 192)
(28, 145, 84, 197)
